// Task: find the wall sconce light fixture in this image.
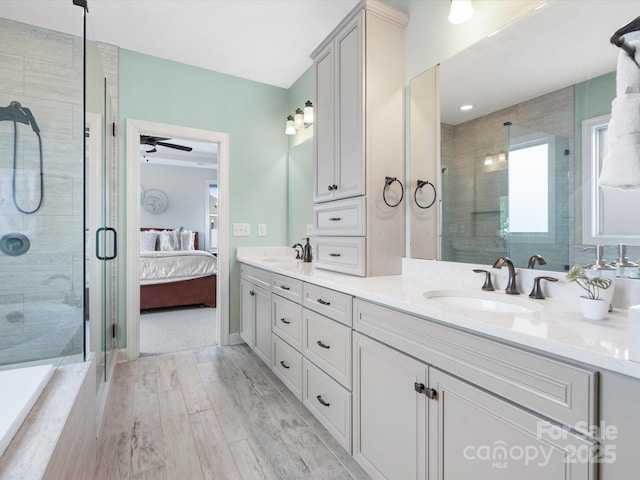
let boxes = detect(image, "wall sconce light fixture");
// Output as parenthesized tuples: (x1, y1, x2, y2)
(285, 100, 314, 135)
(448, 0, 474, 25)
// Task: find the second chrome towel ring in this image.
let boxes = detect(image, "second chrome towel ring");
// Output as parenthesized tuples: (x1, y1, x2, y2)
(414, 179, 436, 209)
(383, 176, 404, 208)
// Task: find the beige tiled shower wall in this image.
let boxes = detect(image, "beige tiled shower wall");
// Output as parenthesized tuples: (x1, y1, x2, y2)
(441, 86, 574, 271)
(0, 18, 84, 364)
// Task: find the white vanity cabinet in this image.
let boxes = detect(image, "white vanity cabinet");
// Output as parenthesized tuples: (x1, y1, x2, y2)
(353, 332, 428, 480)
(353, 299, 598, 480)
(240, 265, 272, 364)
(311, 0, 408, 277)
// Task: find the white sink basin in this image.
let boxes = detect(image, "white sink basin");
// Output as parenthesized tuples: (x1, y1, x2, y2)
(423, 290, 543, 314)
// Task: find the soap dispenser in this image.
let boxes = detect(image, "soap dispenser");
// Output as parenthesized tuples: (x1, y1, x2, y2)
(610, 243, 638, 278)
(302, 237, 313, 263)
(583, 245, 616, 308)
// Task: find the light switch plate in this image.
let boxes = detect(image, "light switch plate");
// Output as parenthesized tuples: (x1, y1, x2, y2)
(306, 224, 314, 236)
(233, 223, 250, 236)
(258, 224, 266, 236)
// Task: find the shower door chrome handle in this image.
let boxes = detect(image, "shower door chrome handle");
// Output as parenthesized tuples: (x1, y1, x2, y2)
(96, 227, 117, 260)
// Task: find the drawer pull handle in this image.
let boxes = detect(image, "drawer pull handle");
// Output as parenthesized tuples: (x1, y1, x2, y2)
(280, 360, 290, 369)
(316, 395, 330, 407)
(329, 253, 341, 257)
(316, 340, 330, 349)
(280, 318, 291, 325)
(317, 298, 331, 306)
(280, 285, 290, 291)
(328, 217, 341, 221)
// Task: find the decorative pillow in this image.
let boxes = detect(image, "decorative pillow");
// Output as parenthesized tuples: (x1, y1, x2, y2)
(158, 228, 183, 251)
(140, 230, 159, 252)
(181, 230, 195, 250)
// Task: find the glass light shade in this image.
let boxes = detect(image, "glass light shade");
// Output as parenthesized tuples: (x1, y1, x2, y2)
(294, 108, 304, 129)
(303, 100, 314, 124)
(497, 151, 507, 162)
(484, 154, 493, 166)
(448, 0, 474, 24)
(285, 115, 296, 135)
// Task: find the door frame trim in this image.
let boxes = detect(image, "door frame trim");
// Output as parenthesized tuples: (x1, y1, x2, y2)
(125, 119, 230, 360)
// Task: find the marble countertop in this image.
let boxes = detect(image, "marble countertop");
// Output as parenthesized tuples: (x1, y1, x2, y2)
(236, 247, 639, 380)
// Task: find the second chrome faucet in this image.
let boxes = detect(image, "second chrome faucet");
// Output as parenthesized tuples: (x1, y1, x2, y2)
(492, 256, 519, 295)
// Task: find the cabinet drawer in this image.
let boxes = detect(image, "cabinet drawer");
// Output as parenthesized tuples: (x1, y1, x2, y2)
(303, 308, 352, 389)
(272, 334, 302, 401)
(272, 295, 303, 351)
(314, 197, 365, 236)
(314, 237, 365, 276)
(303, 283, 352, 327)
(302, 358, 352, 453)
(354, 299, 598, 430)
(240, 264, 271, 290)
(271, 274, 303, 304)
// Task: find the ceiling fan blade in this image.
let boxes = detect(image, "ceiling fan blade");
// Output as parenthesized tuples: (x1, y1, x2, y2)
(156, 141, 193, 152)
(140, 135, 170, 145)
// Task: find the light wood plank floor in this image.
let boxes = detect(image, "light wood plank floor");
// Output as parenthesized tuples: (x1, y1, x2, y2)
(96, 345, 372, 479)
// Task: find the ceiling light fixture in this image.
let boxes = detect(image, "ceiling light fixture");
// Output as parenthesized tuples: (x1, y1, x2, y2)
(285, 100, 314, 135)
(448, 0, 474, 25)
(459, 104, 474, 111)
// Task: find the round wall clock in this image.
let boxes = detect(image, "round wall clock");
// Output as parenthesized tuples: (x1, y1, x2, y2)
(143, 189, 168, 214)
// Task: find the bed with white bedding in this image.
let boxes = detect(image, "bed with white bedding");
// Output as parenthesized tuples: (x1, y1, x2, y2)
(140, 228, 217, 310)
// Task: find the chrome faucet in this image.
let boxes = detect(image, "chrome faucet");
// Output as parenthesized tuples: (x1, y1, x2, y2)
(492, 256, 519, 295)
(527, 254, 546, 269)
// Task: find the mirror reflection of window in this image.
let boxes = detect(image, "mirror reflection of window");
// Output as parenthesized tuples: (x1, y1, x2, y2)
(587, 119, 640, 241)
(508, 143, 549, 233)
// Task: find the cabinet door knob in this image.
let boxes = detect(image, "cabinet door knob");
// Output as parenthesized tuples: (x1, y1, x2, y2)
(328, 185, 334, 191)
(426, 388, 437, 400)
(249, 291, 255, 296)
(280, 318, 291, 325)
(280, 360, 290, 369)
(316, 395, 330, 407)
(316, 340, 330, 349)
(317, 298, 331, 306)
(414, 382, 425, 394)
(332, 184, 338, 190)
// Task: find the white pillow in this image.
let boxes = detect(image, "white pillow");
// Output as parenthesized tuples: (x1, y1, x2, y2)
(181, 230, 195, 250)
(140, 230, 159, 252)
(158, 228, 182, 251)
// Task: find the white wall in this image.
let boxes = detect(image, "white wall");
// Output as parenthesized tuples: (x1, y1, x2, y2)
(140, 163, 216, 243)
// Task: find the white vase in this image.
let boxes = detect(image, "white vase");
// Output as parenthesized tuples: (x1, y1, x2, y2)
(579, 296, 609, 321)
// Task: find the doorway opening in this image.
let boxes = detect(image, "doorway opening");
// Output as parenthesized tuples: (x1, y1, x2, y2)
(125, 120, 230, 360)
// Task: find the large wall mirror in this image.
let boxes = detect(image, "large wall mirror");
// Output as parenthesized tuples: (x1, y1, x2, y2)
(410, 0, 640, 272)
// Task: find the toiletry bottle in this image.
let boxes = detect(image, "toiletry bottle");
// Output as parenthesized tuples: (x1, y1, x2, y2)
(610, 243, 638, 278)
(302, 237, 313, 263)
(583, 245, 616, 309)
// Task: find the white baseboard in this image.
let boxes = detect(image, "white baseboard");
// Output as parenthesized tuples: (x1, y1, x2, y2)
(229, 333, 245, 345)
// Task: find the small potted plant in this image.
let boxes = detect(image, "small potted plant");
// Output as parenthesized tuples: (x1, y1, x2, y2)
(566, 263, 613, 320)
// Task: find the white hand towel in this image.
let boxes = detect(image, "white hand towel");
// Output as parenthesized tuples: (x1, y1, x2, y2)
(599, 40, 640, 190)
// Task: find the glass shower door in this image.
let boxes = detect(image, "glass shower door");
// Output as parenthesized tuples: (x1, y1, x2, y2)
(85, 15, 117, 398)
(505, 123, 571, 271)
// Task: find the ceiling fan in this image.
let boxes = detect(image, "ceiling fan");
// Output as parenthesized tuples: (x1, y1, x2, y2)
(140, 135, 193, 153)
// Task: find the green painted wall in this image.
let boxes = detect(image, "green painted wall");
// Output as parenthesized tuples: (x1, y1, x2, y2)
(117, 49, 289, 342)
(287, 67, 315, 245)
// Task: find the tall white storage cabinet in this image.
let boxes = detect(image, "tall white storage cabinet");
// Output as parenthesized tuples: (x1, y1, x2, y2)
(311, 0, 408, 277)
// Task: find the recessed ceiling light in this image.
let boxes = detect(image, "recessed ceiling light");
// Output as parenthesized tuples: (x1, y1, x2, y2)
(459, 104, 474, 111)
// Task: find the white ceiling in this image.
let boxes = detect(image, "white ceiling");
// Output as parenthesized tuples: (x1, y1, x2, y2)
(1, 0, 359, 89)
(440, 0, 640, 125)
